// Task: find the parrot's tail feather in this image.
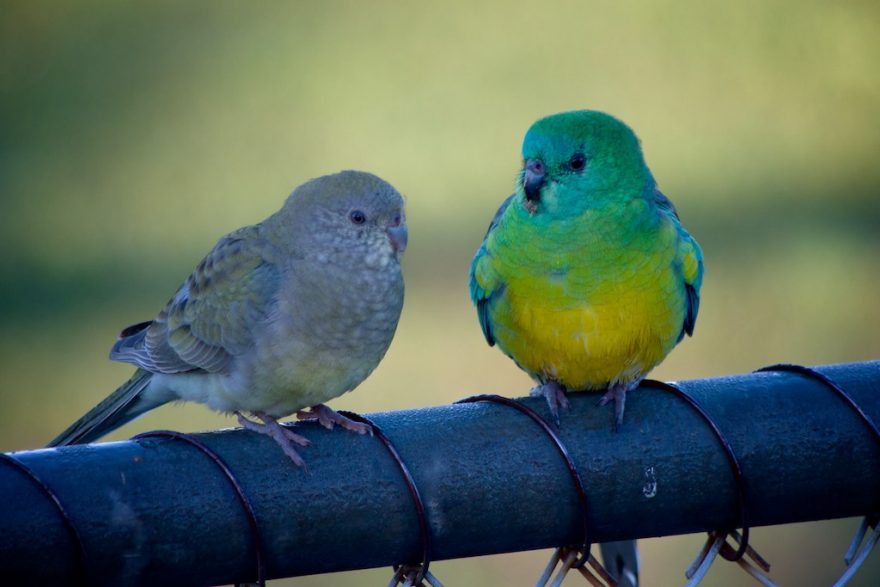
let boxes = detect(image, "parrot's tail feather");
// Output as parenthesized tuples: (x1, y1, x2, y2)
(48, 370, 164, 447)
(600, 539, 640, 587)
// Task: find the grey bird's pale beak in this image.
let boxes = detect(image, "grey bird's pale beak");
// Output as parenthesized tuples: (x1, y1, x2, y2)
(386, 224, 408, 253)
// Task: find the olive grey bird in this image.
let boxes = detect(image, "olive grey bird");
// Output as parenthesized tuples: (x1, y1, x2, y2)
(49, 170, 408, 466)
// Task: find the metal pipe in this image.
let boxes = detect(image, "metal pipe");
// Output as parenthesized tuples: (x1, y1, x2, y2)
(2, 361, 878, 586)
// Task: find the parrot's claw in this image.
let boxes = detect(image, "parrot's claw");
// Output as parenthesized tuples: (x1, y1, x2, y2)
(236, 411, 310, 467)
(598, 384, 628, 431)
(530, 381, 570, 427)
(297, 404, 373, 435)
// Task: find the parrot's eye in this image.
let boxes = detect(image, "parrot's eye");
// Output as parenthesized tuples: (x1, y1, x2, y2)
(349, 210, 367, 225)
(390, 214, 402, 227)
(568, 153, 587, 172)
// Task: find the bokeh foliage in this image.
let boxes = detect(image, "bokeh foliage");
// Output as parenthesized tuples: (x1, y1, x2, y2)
(2, 1, 878, 584)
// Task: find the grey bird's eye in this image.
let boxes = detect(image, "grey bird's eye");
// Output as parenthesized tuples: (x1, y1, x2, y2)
(349, 210, 367, 225)
(568, 152, 587, 172)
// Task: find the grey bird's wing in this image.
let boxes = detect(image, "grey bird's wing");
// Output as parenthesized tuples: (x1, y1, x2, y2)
(111, 224, 282, 374)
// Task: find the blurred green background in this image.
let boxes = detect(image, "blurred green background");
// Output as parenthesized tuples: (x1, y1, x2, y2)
(2, 1, 878, 585)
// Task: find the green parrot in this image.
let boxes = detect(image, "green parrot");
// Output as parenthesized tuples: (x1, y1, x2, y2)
(50, 170, 408, 466)
(469, 110, 703, 429)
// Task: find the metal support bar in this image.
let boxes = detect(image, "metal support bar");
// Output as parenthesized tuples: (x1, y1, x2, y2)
(1, 361, 878, 586)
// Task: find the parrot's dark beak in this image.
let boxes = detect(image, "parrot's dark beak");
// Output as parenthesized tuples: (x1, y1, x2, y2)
(386, 224, 408, 253)
(523, 158, 546, 203)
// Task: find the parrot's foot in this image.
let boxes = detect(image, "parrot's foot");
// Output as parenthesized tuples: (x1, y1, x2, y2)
(598, 383, 629, 432)
(530, 381, 570, 427)
(236, 411, 311, 467)
(296, 404, 372, 435)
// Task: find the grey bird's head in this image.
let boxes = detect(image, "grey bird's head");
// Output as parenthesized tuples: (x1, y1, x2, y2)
(273, 170, 408, 269)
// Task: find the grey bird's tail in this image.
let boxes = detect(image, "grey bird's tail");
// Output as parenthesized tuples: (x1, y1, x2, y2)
(601, 540, 639, 587)
(48, 369, 165, 447)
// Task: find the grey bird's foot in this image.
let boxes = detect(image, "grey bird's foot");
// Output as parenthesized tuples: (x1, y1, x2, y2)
(598, 383, 629, 431)
(296, 404, 372, 435)
(236, 411, 311, 467)
(530, 381, 570, 427)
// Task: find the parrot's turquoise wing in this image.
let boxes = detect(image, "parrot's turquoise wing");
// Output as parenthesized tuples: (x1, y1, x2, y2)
(655, 189, 704, 339)
(681, 237, 703, 337)
(469, 195, 513, 346)
(111, 225, 281, 373)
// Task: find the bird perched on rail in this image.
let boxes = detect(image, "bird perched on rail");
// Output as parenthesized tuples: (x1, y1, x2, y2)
(469, 110, 703, 430)
(49, 170, 408, 466)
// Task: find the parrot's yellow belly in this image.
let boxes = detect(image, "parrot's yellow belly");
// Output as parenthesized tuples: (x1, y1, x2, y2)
(492, 271, 684, 390)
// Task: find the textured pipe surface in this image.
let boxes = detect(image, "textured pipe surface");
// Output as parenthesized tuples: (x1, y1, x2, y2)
(1, 361, 878, 585)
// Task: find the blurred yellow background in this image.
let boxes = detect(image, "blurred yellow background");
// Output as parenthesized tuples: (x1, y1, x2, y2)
(2, 1, 878, 585)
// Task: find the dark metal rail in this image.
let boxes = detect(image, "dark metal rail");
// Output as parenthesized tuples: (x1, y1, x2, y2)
(1, 361, 878, 586)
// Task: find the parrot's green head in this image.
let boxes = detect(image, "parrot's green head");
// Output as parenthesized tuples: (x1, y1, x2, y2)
(518, 110, 652, 217)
